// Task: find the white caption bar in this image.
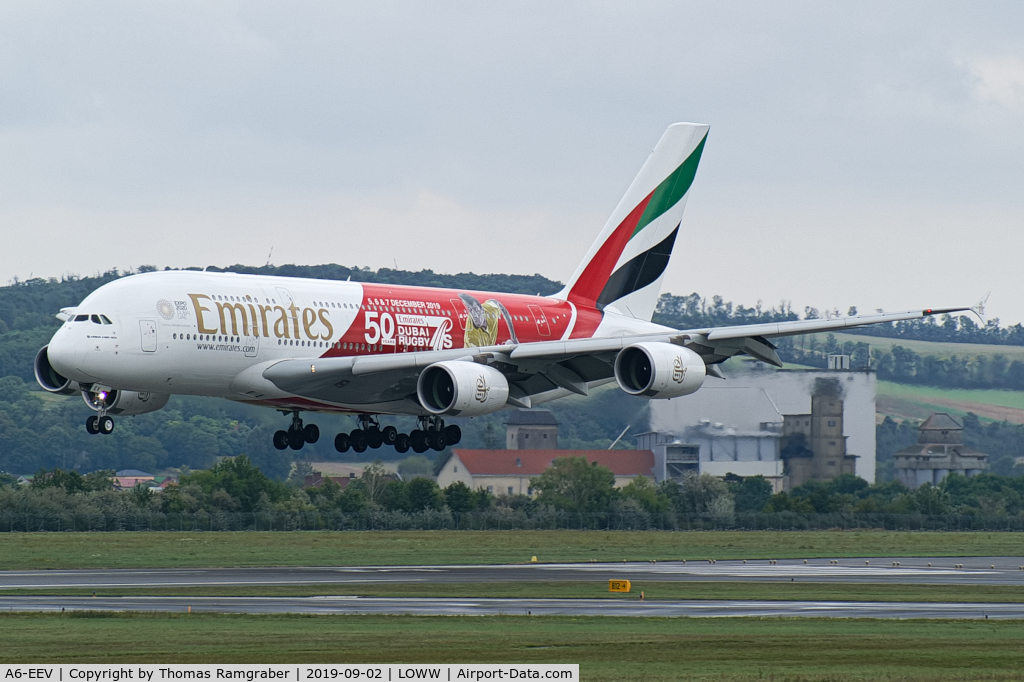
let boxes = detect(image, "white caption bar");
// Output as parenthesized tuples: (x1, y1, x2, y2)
(0, 665, 578, 682)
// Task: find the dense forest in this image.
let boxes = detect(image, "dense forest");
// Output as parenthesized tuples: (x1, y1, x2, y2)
(2, 266, 1024, 482)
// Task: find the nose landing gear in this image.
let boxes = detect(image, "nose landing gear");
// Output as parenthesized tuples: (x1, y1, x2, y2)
(85, 415, 114, 435)
(273, 411, 320, 451)
(84, 385, 116, 435)
(333, 415, 461, 454)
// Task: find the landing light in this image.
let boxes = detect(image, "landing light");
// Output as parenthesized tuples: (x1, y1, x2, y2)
(98, 391, 107, 401)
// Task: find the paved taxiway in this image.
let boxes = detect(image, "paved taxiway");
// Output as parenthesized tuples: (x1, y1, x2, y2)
(1, 557, 1022, 591)
(0, 595, 1021, 619)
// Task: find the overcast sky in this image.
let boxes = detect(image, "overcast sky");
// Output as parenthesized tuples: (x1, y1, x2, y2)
(2, 2, 1022, 324)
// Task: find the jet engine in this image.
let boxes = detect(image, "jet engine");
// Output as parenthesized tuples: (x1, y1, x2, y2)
(34, 346, 78, 395)
(417, 361, 510, 417)
(82, 388, 170, 416)
(614, 342, 706, 399)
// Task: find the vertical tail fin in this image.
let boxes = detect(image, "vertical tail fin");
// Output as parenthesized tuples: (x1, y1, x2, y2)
(554, 123, 708, 321)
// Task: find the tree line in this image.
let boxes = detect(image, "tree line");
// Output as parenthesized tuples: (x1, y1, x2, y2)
(4, 455, 1024, 525)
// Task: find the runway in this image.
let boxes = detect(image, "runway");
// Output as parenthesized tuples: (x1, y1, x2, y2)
(2, 557, 1021, 619)
(1, 557, 1022, 591)
(1, 594, 1021, 619)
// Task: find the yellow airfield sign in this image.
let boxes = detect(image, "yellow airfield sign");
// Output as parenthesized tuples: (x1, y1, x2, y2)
(609, 579, 631, 593)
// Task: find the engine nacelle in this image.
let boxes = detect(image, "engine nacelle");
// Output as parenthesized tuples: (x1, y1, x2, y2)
(34, 346, 78, 395)
(417, 361, 510, 417)
(82, 388, 170, 416)
(614, 342, 706, 399)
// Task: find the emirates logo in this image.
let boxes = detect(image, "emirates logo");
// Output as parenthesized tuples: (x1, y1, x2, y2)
(475, 375, 490, 402)
(672, 356, 687, 383)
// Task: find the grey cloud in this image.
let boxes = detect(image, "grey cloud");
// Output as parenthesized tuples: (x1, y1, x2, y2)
(0, 1, 1022, 319)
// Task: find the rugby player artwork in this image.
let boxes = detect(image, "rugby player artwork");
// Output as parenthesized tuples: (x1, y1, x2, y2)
(34, 123, 972, 456)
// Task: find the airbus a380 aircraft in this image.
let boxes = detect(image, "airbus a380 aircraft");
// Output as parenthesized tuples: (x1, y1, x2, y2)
(35, 123, 971, 455)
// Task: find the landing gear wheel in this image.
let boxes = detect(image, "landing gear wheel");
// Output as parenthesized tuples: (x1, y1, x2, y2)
(381, 425, 398, 446)
(366, 426, 383, 449)
(334, 433, 350, 453)
(429, 430, 447, 452)
(288, 429, 305, 450)
(444, 424, 462, 445)
(86, 416, 99, 435)
(303, 424, 320, 444)
(273, 430, 290, 450)
(349, 429, 368, 453)
(394, 432, 411, 454)
(98, 416, 114, 435)
(410, 430, 428, 454)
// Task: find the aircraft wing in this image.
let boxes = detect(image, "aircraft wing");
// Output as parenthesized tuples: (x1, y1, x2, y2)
(508, 305, 974, 373)
(261, 304, 972, 409)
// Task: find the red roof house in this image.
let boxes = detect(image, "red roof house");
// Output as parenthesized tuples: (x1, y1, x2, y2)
(436, 449, 655, 496)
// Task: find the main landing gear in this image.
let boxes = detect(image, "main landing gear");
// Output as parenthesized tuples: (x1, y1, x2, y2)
(334, 415, 461, 455)
(271, 412, 462, 454)
(85, 415, 115, 435)
(272, 411, 320, 451)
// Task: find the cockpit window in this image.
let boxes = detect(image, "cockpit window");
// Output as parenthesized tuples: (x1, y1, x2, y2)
(90, 315, 102, 324)
(99, 315, 113, 325)
(74, 315, 89, 322)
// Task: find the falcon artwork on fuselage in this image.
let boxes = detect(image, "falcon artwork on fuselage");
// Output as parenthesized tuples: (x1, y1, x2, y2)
(35, 123, 972, 455)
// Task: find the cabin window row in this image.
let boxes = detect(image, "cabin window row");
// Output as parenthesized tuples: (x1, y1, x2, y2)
(173, 334, 240, 342)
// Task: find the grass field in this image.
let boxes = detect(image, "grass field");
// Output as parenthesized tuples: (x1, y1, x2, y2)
(1, 531, 1021, 570)
(1, 612, 1022, 680)
(10, 581, 1024, 604)
(876, 380, 1024, 423)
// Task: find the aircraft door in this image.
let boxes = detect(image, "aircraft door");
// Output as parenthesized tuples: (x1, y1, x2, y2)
(528, 305, 551, 337)
(275, 286, 295, 307)
(140, 319, 158, 352)
(275, 286, 297, 334)
(449, 298, 467, 330)
(243, 333, 259, 358)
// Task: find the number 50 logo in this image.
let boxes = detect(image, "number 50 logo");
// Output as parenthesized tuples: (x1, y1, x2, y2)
(364, 312, 396, 345)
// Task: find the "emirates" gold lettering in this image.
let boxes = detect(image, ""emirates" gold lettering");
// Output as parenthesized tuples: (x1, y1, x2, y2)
(187, 293, 334, 341)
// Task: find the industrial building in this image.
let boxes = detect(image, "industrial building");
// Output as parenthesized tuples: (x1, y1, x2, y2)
(893, 413, 987, 488)
(780, 385, 859, 487)
(505, 408, 559, 450)
(644, 361, 876, 488)
(636, 387, 786, 491)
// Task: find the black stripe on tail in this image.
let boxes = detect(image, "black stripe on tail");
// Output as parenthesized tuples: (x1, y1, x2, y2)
(595, 226, 679, 311)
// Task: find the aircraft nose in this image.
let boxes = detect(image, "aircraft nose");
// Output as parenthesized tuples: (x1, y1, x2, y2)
(46, 326, 83, 376)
